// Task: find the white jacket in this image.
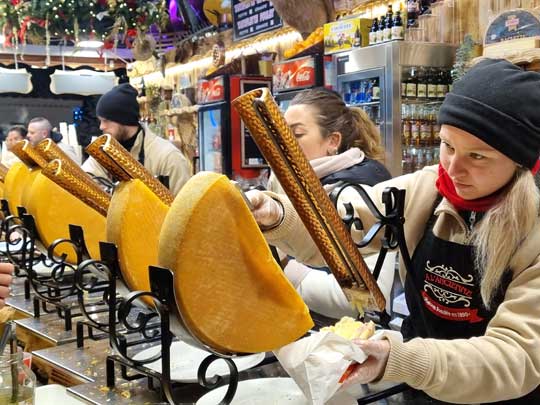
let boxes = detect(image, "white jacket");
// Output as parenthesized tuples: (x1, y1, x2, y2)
(82, 127, 191, 196)
(57, 141, 81, 165)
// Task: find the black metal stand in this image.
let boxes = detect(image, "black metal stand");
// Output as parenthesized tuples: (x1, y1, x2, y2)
(330, 184, 413, 325)
(70, 229, 118, 346)
(75, 242, 137, 349)
(99, 260, 240, 405)
(330, 184, 414, 403)
(3, 213, 32, 276)
(11, 213, 99, 331)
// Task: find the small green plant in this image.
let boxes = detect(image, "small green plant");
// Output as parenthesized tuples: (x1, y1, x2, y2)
(451, 34, 476, 83)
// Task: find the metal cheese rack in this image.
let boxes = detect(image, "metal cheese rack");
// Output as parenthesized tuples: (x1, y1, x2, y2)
(0, 180, 421, 404)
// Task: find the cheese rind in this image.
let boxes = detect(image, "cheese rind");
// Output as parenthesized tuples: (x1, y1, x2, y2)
(107, 179, 169, 297)
(158, 172, 313, 354)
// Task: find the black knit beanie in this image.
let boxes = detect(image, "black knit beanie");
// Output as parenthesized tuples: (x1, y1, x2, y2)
(96, 83, 140, 126)
(438, 58, 540, 170)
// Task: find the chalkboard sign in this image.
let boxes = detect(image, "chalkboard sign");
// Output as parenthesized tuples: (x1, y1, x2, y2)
(232, 0, 283, 41)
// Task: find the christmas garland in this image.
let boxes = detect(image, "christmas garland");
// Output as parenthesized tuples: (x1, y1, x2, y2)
(0, 0, 168, 47)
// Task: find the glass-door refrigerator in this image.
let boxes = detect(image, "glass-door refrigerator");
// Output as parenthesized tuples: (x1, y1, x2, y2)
(272, 54, 332, 112)
(334, 41, 456, 176)
(197, 76, 230, 175)
(196, 74, 271, 184)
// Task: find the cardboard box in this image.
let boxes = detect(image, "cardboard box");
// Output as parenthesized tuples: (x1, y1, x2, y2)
(324, 17, 372, 54)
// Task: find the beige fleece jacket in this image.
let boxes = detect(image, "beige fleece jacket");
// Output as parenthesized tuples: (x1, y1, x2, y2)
(82, 127, 191, 196)
(264, 165, 540, 403)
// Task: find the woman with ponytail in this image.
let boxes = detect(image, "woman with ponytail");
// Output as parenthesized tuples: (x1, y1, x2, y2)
(267, 88, 393, 322)
(268, 88, 390, 193)
(248, 59, 540, 403)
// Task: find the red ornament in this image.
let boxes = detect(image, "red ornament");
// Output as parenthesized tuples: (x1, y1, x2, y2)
(103, 39, 114, 49)
(10, 0, 21, 5)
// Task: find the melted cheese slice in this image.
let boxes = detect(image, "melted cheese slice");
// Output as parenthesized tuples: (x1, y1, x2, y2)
(320, 317, 375, 340)
(158, 172, 313, 354)
(107, 179, 169, 297)
(26, 173, 106, 262)
(4, 162, 31, 216)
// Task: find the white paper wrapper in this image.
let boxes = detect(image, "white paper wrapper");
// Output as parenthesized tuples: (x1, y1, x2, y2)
(274, 330, 388, 405)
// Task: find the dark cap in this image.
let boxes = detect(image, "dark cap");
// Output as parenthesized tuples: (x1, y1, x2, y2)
(438, 58, 540, 170)
(96, 83, 140, 126)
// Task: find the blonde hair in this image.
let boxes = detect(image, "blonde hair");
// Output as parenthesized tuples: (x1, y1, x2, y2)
(471, 168, 540, 307)
(348, 107, 385, 161)
(290, 89, 385, 161)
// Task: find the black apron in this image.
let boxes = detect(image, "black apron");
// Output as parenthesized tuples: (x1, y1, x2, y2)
(401, 196, 540, 404)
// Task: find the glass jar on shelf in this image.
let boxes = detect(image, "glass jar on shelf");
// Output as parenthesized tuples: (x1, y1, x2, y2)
(0, 351, 36, 404)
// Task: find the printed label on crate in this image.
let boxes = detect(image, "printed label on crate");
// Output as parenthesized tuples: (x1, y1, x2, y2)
(197, 77, 225, 104)
(324, 18, 371, 54)
(485, 9, 540, 45)
(273, 57, 317, 92)
(232, 0, 283, 41)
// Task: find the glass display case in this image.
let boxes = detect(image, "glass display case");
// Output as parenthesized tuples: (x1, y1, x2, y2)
(335, 41, 456, 175)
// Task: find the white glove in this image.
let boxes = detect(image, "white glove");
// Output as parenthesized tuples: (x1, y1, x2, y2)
(245, 189, 284, 229)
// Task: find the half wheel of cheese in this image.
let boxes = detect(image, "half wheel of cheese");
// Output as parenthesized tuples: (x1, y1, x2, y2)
(21, 168, 41, 209)
(158, 172, 313, 354)
(4, 162, 31, 216)
(107, 179, 169, 298)
(26, 173, 106, 262)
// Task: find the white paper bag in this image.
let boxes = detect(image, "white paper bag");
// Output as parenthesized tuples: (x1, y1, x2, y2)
(274, 330, 394, 405)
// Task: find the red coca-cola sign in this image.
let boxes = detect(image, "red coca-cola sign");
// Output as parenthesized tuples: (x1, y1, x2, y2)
(273, 56, 316, 92)
(197, 76, 225, 104)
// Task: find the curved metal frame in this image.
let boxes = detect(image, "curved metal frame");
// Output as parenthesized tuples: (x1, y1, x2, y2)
(102, 263, 241, 405)
(329, 184, 413, 281)
(75, 258, 115, 330)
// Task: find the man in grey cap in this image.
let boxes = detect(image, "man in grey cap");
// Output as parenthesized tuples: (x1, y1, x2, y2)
(82, 83, 191, 196)
(27, 117, 80, 164)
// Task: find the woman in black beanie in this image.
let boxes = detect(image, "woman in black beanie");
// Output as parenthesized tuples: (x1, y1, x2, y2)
(247, 58, 540, 404)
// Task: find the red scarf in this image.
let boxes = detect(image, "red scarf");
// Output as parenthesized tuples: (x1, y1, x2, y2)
(435, 165, 502, 212)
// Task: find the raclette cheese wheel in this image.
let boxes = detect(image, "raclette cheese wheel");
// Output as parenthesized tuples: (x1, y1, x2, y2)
(4, 162, 31, 216)
(21, 168, 41, 208)
(158, 172, 313, 354)
(107, 179, 169, 296)
(26, 173, 106, 262)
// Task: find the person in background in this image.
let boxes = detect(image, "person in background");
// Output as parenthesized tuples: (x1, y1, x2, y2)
(268, 88, 393, 322)
(0, 263, 14, 309)
(82, 83, 191, 196)
(1, 126, 26, 168)
(27, 117, 80, 164)
(247, 59, 540, 403)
